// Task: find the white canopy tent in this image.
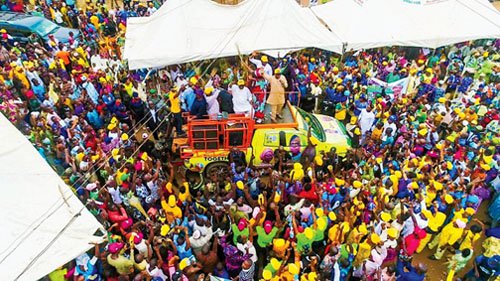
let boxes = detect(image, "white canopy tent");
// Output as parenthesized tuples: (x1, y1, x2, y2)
(124, 0, 344, 69)
(0, 114, 104, 281)
(312, 0, 500, 51)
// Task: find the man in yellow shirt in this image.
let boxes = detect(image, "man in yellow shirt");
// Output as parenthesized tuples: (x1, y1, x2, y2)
(168, 86, 185, 136)
(107, 242, 134, 276)
(431, 219, 466, 260)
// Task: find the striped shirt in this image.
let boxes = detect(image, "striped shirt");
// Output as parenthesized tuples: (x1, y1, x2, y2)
(238, 262, 255, 281)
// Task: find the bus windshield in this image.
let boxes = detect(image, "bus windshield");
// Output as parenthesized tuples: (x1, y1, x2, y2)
(32, 19, 59, 37)
(296, 107, 326, 142)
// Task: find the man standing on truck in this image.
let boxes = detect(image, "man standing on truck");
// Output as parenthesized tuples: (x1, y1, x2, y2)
(168, 86, 184, 136)
(263, 69, 288, 123)
(231, 80, 253, 116)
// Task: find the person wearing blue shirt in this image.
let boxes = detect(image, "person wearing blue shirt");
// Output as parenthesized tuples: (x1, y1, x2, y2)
(396, 259, 426, 281)
(459, 73, 474, 93)
(102, 92, 115, 110)
(445, 72, 461, 92)
(87, 108, 103, 129)
(31, 79, 46, 101)
(190, 93, 207, 119)
(354, 95, 368, 116)
(464, 255, 500, 281)
(173, 228, 193, 260)
(324, 85, 336, 103)
(180, 86, 196, 112)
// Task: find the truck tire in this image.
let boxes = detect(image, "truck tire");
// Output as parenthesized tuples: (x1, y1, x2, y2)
(204, 161, 230, 182)
(185, 169, 203, 189)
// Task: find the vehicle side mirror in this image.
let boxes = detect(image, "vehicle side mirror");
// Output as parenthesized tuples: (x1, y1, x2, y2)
(279, 131, 286, 147)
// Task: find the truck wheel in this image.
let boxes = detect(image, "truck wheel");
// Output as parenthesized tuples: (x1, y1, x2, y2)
(185, 169, 203, 188)
(204, 162, 230, 182)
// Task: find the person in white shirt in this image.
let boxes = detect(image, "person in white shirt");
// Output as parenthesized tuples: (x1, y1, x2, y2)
(358, 106, 376, 144)
(236, 235, 257, 263)
(230, 80, 253, 116)
(204, 87, 219, 115)
(147, 2, 157, 15)
(54, 10, 64, 24)
(249, 54, 273, 77)
(383, 115, 398, 137)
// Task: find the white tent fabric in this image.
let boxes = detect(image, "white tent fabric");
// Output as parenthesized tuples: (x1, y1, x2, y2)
(0, 114, 103, 281)
(124, 0, 344, 69)
(312, 0, 500, 51)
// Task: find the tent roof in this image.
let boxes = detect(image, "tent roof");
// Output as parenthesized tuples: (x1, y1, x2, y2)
(0, 114, 103, 281)
(124, 0, 344, 69)
(312, 0, 500, 51)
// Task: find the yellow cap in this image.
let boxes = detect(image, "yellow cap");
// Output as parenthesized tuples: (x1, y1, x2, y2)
(381, 212, 391, 222)
(317, 218, 327, 230)
(465, 207, 475, 215)
(328, 211, 336, 221)
(274, 238, 285, 248)
(121, 133, 129, 141)
(370, 233, 381, 244)
(335, 178, 345, 186)
(387, 227, 397, 238)
(204, 87, 214, 95)
(274, 68, 281, 74)
(481, 164, 491, 171)
(261, 55, 268, 62)
(236, 181, 244, 190)
(107, 123, 117, 130)
(315, 208, 324, 218)
(304, 227, 314, 239)
(288, 263, 299, 275)
(189, 77, 198, 84)
(433, 181, 443, 191)
(263, 269, 272, 280)
(237, 79, 245, 86)
(353, 180, 362, 189)
(314, 155, 323, 166)
(358, 224, 368, 235)
(179, 258, 190, 270)
(270, 258, 281, 270)
(168, 195, 176, 207)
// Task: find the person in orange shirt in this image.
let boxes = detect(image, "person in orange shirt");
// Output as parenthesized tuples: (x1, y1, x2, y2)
(55, 44, 72, 72)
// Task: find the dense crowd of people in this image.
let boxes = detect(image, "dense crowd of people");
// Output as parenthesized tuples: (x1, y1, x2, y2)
(1, 1, 500, 281)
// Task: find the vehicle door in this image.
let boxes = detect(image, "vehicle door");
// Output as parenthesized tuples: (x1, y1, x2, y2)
(252, 129, 306, 165)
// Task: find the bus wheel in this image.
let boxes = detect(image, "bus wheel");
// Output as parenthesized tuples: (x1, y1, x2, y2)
(185, 169, 203, 187)
(204, 162, 230, 182)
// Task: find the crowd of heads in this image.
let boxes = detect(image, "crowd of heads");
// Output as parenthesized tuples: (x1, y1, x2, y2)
(0, 1, 500, 281)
